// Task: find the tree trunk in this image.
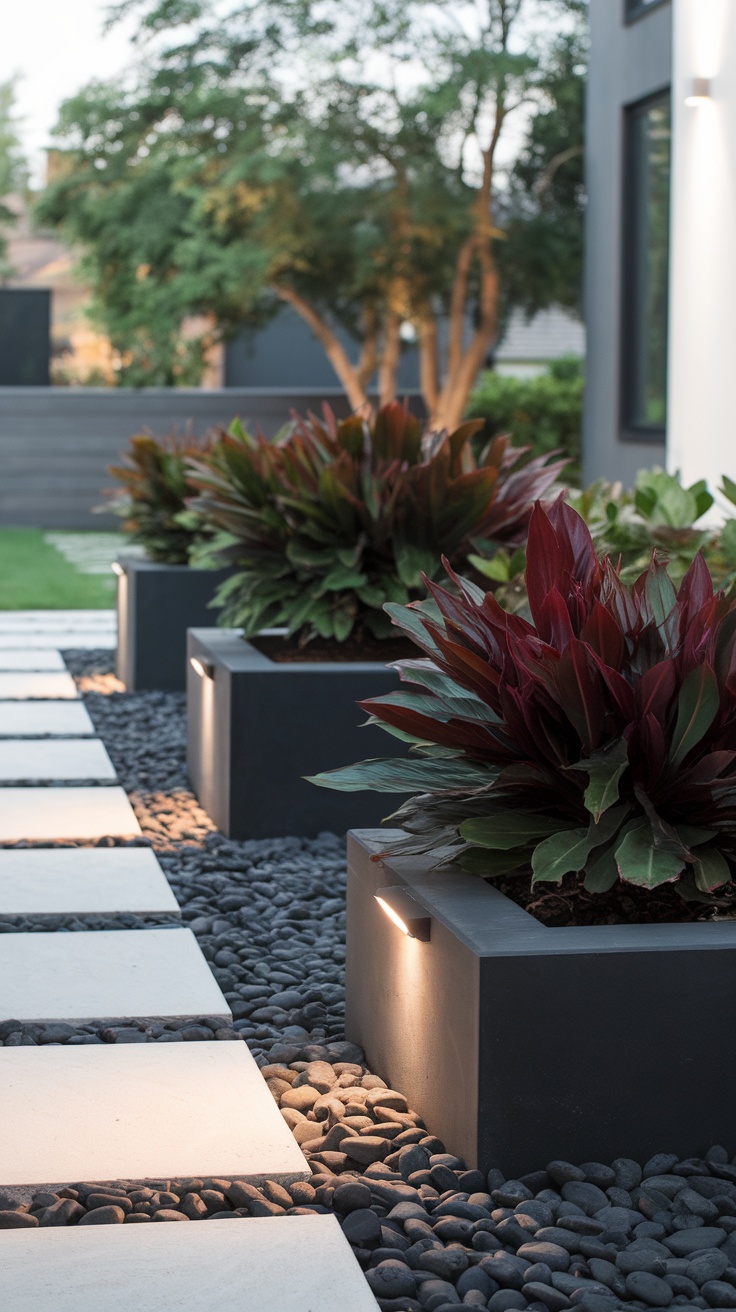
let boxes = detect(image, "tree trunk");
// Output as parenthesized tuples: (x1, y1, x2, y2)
(274, 284, 370, 413)
(378, 310, 402, 407)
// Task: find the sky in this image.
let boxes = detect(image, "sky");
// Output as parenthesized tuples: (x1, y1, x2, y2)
(0, 0, 138, 185)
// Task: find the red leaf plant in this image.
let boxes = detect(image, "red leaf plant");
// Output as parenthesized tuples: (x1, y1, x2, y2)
(312, 498, 736, 899)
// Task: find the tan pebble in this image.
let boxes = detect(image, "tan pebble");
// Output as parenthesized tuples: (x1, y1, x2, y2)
(365, 1088, 408, 1113)
(292, 1121, 324, 1145)
(281, 1085, 320, 1112)
(377, 1108, 418, 1127)
(280, 1108, 307, 1129)
(341, 1136, 391, 1165)
(364, 1122, 404, 1139)
(304, 1061, 336, 1093)
(336, 1086, 368, 1103)
(342, 1116, 374, 1132)
(266, 1078, 292, 1099)
(291, 1071, 311, 1088)
(332, 1063, 365, 1078)
(321, 1124, 352, 1152)
(300, 1138, 327, 1156)
(261, 1065, 298, 1085)
(361, 1074, 388, 1090)
(344, 1101, 368, 1118)
(312, 1095, 345, 1122)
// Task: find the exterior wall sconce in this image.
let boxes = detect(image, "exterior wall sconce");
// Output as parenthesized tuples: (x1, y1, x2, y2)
(190, 656, 215, 679)
(111, 561, 125, 577)
(374, 886, 431, 941)
(686, 78, 712, 106)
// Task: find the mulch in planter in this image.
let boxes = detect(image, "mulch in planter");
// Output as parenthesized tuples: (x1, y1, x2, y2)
(489, 870, 736, 928)
(249, 633, 417, 664)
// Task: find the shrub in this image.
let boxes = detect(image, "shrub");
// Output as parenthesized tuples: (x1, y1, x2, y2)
(187, 402, 565, 645)
(107, 432, 216, 564)
(314, 498, 736, 903)
(465, 357, 584, 479)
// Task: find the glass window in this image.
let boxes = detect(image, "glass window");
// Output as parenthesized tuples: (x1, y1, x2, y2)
(621, 91, 671, 437)
(625, 0, 669, 22)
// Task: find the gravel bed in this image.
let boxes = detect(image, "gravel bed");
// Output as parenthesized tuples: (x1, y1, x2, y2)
(9, 651, 732, 1312)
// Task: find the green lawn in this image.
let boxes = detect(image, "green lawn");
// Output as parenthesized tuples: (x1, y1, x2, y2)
(0, 530, 118, 610)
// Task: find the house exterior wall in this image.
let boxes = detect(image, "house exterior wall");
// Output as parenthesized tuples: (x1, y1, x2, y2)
(668, 0, 736, 497)
(583, 0, 672, 484)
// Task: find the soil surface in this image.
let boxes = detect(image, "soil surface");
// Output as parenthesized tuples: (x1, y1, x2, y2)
(491, 869, 736, 927)
(249, 632, 417, 664)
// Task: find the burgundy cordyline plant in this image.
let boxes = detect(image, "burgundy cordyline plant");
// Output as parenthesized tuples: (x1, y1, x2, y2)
(314, 498, 736, 900)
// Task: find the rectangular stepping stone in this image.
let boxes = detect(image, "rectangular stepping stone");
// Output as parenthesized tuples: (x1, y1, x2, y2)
(0, 787, 141, 841)
(0, 672, 78, 701)
(0, 610, 116, 628)
(0, 847, 180, 917)
(0, 1216, 378, 1312)
(0, 632, 115, 650)
(0, 650, 66, 671)
(0, 1041, 310, 1189)
(0, 702, 95, 737)
(0, 739, 117, 782)
(0, 927, 228, 1024)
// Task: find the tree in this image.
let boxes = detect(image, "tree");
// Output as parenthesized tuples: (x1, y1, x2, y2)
(39, 0, 586, 422)
(0, 79, 28, 279)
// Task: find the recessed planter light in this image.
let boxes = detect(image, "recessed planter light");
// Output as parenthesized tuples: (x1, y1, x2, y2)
(111, 561, 125, 577)
(374, 886, 431, 941)
(189, 656, 215, 680)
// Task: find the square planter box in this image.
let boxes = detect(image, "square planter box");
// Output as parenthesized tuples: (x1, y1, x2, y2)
(347, 828, 736, 1177)
(187, 628, 407, 839)
(115, 557, 230, 691)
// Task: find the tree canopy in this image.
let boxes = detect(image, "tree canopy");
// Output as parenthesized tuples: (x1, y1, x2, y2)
(0, 80, 28, 279)
(39, 0, 587, 420)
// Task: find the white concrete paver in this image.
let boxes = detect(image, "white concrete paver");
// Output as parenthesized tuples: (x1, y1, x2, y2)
(0, 787, 140, 840)
(0, 1216, 379, 1311)
(0, 739, 117, 781)
(0, 650, 66, 671)
(0, 927, 228, 1024)
(0, 1042, 309, 1188)
(0, 846, 180, 917)
(0, 632, 116, 649)
(0, 702, 95, 737)
(0, 672, 78, 700)
(0, 611, 116, 628)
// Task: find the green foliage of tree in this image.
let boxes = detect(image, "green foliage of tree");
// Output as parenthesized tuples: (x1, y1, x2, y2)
(0, 80, 28, 279)
(38, 0, 586, 413)
(466, 356, 584, 477)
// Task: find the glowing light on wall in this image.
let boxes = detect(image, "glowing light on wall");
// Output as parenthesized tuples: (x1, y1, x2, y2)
(374, 886, 431, 941)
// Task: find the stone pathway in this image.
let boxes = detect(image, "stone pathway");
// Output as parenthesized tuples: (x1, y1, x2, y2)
(0, 615, 379, 1307)
(0, 610, 116, 650)
(43, 533, 140, 576)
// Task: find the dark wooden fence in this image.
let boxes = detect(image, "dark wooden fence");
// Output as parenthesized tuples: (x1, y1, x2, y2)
(0, 388, 421, 529)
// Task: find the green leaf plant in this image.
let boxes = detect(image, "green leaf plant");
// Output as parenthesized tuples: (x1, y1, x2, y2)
(186, 402, 565, 646)
(312, 497, 736, 903)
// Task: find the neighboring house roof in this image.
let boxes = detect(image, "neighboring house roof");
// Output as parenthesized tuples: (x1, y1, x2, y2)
(496, 306, 586, 362)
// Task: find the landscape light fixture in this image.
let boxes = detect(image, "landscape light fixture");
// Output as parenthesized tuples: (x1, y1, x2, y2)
(686, 78, 712, 106)
(374, 886, 431, 941)
(111, 562, 125, 577)
(190, 656, 215, 680)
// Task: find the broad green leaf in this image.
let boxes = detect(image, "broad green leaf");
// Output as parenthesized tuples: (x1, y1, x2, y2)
(615, 821, 686, 889)
(460, 812, 567, 851)
(721, 475, 736, 509)
(692, 845, 732, 893)
(309, 756, 490, 793)
(675, 824, 718, 849)
(468, 552, 511, 583)
(669, 664, 719, 767)
(572, 741, 629, 822)
(532, 827, 593, 884)
(394, 543, 441, 589)
(583, 842, 619, 893)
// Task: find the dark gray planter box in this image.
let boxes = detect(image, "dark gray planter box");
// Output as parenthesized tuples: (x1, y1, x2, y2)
(116, 557, 229, 691)
(186, 629, 406, 839)
(347, 829, 736, 1177)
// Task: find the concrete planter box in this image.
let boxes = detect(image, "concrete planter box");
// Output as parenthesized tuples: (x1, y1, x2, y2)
(186, 629, 406, 839)
(116, 557, 229, 691)
(347, 829, 736, 1177)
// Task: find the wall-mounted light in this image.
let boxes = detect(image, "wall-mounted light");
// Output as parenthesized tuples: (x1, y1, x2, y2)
(686, 77, 712, 107)
(375, 886, 431, 941)
(111, 561, 125, 577)
(190, 656, 215, 680)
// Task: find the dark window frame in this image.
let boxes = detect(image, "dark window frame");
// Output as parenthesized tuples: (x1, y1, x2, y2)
(625, 0, 669, 24)
(620, 86, 671, 444)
